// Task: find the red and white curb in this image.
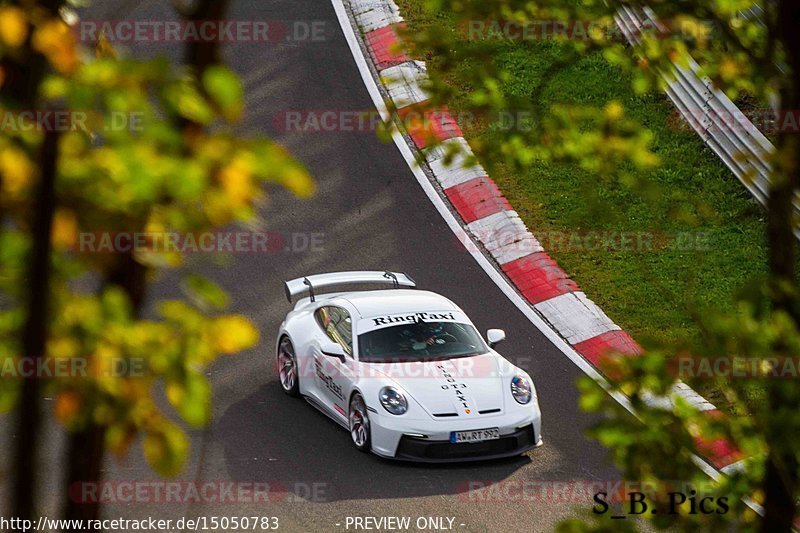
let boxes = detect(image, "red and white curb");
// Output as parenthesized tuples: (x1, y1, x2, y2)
(335, 0, 744, 476)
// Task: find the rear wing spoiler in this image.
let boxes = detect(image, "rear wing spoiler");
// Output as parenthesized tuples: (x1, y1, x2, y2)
(284, 271, 416, 302)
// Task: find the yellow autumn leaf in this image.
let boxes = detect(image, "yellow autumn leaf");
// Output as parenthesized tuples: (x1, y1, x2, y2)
(143, 216, 166, 241)
(47, 336, 81, 358)
(0, 146, 36, 196)
(604, 101, 624, 121)
(0, 6, 28, 48)
(33, 19, 78, 74)
(106, 424, 135, 456)
(95, 33, 116, 59)
(218, 156, 254, 206)
(719, 58, 740, 81)
(142, 424, 188, 477)
(51, 208, 78, 250)
(211, 315, 259, 354)
(165, 380, 184, 407)
(93, 342, 124, 381)
(619, 382, 636, 397)
(94, 146, 127, 179)
(199, 136, 231, 160)
(679, 19, 710, 45)
(203, 190, 235, 226)
(282, 166, 315, 198)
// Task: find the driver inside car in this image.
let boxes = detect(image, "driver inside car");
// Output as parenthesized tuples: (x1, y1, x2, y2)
(399, 321, 447, 351)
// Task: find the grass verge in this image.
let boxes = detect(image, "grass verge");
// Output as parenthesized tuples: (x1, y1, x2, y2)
(396, 1, 774, 408)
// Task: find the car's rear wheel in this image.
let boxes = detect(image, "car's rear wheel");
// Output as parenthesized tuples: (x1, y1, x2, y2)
(277, 336, 299, 397)
(349, 393, 371, 452)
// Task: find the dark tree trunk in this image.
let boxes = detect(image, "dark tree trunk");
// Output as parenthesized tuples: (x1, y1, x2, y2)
(11, 129, 59, 522)
(62, 423, 106, 524)
(183, 0, 228, 72)
(5, 0, 65, 519)
(760, 1, 800, 531)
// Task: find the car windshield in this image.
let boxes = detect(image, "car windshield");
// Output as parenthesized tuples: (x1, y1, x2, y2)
(357, 321, 489, 363)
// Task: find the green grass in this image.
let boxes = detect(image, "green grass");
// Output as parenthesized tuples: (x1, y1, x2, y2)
(396, 1, 771, 394)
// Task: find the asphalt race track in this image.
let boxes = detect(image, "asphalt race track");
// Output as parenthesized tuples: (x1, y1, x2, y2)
(0, 0, 622, 530)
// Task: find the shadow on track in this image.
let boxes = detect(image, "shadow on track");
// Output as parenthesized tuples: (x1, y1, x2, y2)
(218, 381, 534, 502)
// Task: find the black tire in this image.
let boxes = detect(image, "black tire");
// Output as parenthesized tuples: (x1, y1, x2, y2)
(349, 392, 371, 452)
(277, 336, 300, 397)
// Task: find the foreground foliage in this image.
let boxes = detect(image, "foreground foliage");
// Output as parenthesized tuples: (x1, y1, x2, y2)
(0, 0, 313, 521)
(401, 0, 800, 530)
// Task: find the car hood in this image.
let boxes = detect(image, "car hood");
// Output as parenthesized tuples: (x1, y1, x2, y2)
(363, 353, 506, 417)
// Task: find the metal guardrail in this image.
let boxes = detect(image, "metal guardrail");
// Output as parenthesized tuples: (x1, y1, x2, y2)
(614, 5, 778, 209)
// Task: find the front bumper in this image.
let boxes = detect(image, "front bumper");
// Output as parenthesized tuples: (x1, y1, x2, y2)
(393, 424, 539, 463)
(369, 407, 542, 462)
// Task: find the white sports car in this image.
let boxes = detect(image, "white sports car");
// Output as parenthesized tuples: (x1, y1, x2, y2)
(276, 271, 543, 462)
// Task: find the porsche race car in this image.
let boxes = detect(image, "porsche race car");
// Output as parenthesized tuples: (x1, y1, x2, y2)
(276, 271, 542, 462)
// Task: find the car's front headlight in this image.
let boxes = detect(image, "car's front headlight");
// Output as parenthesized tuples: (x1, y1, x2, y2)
(379, 386, 408, 415)
(511, 375, 533, 404)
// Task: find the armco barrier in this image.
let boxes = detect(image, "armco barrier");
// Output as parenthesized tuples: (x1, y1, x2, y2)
(615, 5, 777, 211)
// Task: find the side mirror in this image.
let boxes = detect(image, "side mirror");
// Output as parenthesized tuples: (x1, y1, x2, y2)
(487, 329, 506, 349)
(321, 341, 346, 361)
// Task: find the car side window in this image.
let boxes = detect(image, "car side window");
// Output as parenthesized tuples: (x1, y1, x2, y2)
(315, 306, 353, 357)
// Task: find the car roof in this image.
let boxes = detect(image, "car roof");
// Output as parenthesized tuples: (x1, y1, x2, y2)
(337, 289, 459, 319)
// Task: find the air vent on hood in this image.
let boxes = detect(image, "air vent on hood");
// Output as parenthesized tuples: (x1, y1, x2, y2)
(479, 408, 501, 415)
(433, 413, 458, 418)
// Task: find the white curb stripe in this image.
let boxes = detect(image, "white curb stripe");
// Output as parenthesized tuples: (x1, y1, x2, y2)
(643, 381, 716, 412)
(672, 380, 717, 411)
(350, 0, 403, 33)
(424, 136, 471, 163)
(720, 458, 749, 475)
(425, 137, 488, 188)
(488, 235, 543, 265)
(534, 292, 620, 345)
(349, 0, 399, 16)
(431, 160, 488, 189)
(467, 210, 544, 265)
(380, 61, 430, 109)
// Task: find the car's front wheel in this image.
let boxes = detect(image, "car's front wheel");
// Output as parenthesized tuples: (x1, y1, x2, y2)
(277, 336, 299, 397)
(349, 392, 371, 452)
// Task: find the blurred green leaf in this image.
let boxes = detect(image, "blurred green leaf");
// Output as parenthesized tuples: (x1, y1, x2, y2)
(202, 65, 244, 122)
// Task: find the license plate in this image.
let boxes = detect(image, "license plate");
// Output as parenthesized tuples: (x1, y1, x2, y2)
(450, 428, 500, 443)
